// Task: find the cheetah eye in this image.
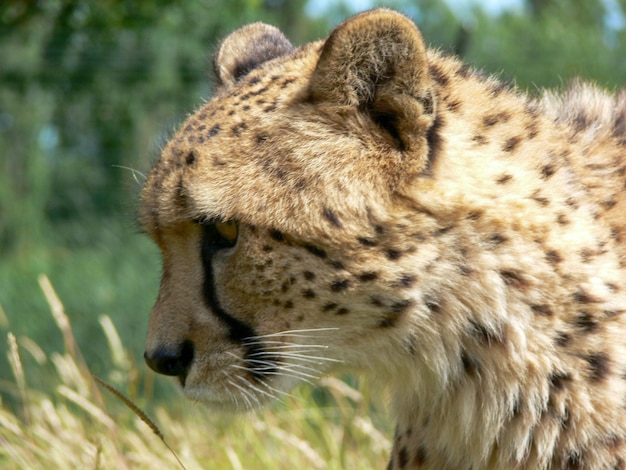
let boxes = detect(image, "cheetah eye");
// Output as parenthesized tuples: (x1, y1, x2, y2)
(215, 220, 238, 244)
(199, 219, 239, 249)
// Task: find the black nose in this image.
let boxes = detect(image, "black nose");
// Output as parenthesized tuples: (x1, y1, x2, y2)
(144, 340, 194, 376)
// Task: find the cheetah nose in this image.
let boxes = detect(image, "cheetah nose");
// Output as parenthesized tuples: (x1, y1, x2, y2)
(144, 340, 195, 377)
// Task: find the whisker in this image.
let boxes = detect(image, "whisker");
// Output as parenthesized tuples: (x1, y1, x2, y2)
(247, 351, 343, 364)
(227, 379, 257, 409)
(233, 375, 279, 402)
(243, 341, 328, 350)
(256, 370, 318, 386)
(256, 379, 299, 401)
(112, 164, 147, 184)
(243, 327, 339, 340)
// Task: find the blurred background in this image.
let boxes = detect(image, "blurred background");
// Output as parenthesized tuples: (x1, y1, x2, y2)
(1, 0, 625, 401)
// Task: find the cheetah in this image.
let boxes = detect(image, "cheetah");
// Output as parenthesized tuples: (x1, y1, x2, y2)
(141, 9, 626, 469)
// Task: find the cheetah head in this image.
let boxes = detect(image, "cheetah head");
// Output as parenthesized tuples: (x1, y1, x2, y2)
(141, 9, 438, 409)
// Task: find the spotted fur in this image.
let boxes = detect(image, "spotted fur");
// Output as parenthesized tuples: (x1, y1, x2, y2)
(141, 9, 626, 469)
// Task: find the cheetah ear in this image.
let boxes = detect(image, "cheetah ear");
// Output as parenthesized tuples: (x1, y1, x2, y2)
(309, 9, 436, 161)
(213, 23, 294, 89)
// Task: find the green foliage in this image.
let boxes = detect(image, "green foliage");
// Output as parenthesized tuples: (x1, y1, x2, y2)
(0, 284, 391, 468)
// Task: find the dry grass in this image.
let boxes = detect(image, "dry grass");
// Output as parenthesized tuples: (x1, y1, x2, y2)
(0, 275, 392, 469)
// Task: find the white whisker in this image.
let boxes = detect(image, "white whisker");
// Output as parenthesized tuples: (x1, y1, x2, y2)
(112, 164, 147, 184)
(243, 341, 328, 350)
(247, 351, 342, 364)
(234, 375, 278, 402)
(228, 379, 258, 409)
(244, 327, 338, 340)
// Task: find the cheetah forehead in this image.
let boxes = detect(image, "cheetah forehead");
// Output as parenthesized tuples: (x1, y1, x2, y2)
(141, 10, 440, 239)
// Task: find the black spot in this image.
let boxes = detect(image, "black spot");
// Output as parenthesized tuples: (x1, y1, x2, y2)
(574, 312, 598, 333)
(280, 78, 296, 88)
(270, 230, 285, 242)
(472, 134, 488, 145)
(555, 332, 571, 347)
(490, 79, 512, 97)
(565, 451, 583, 470)
(303, 271, 316, 281)
(459, 265, 473, 276)
(390, 299, 414, 314)
(322, 302, 338, 312)
(573, 289, 601, 304)
(467, 210, 483, 220)
(496, 174, 513, 184)
(425, 297, 440, 313)
(541, 164, 556, 178)
(385, 249, 403, 260)
(446, 100, 462, 112)
(414, 446, 427, 466)
(457, 63, 472, 78)
(357, 237, 377, 247)
(482, 112, 510, 127)
(503, 136, 522, 153)
(262, 245, 273, 252)
(284, 300, 294, 309)
(425, 114, 445, 174)
(557, 213, 570, 225)
(231, 122, 247, 136)
(208, 124, 220, 137)
(469, 319, 502, 345)
(490, 233, 507, 244)
(255, 134, 269, 144)
(586, 353, 610, 382)
(429, 63, 449, 85)
(602, 199, 617, 209)
(500, 270, 528, 290)
(359, 272, 379, 282)
(336, 307, 349, 315)
(322, 207, 342, 228)
(302, 289, 316, 299)
(614, 113, 626, 137)
(546, 250, 562, 264)
(532, 195, 550, 206)
(461, 350, 478, 374)
(396, 274, 415, 288)
(434, 225, 453, 236)
(329, 260, 344, 270)
(330, 279, 350, 292)
(549, 371, 572, 392)
(531, 304, 553, 316)
(398, 446, 408, 468)
(370, 296, 384, 307)
(185, 151, 196, 165)
(304, 244, 326, 258)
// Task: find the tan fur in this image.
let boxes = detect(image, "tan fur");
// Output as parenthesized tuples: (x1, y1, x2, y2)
(141, 9, 626, 469)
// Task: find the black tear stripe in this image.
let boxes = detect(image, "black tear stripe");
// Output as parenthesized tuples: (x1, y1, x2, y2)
(201, 225, 274, 381)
